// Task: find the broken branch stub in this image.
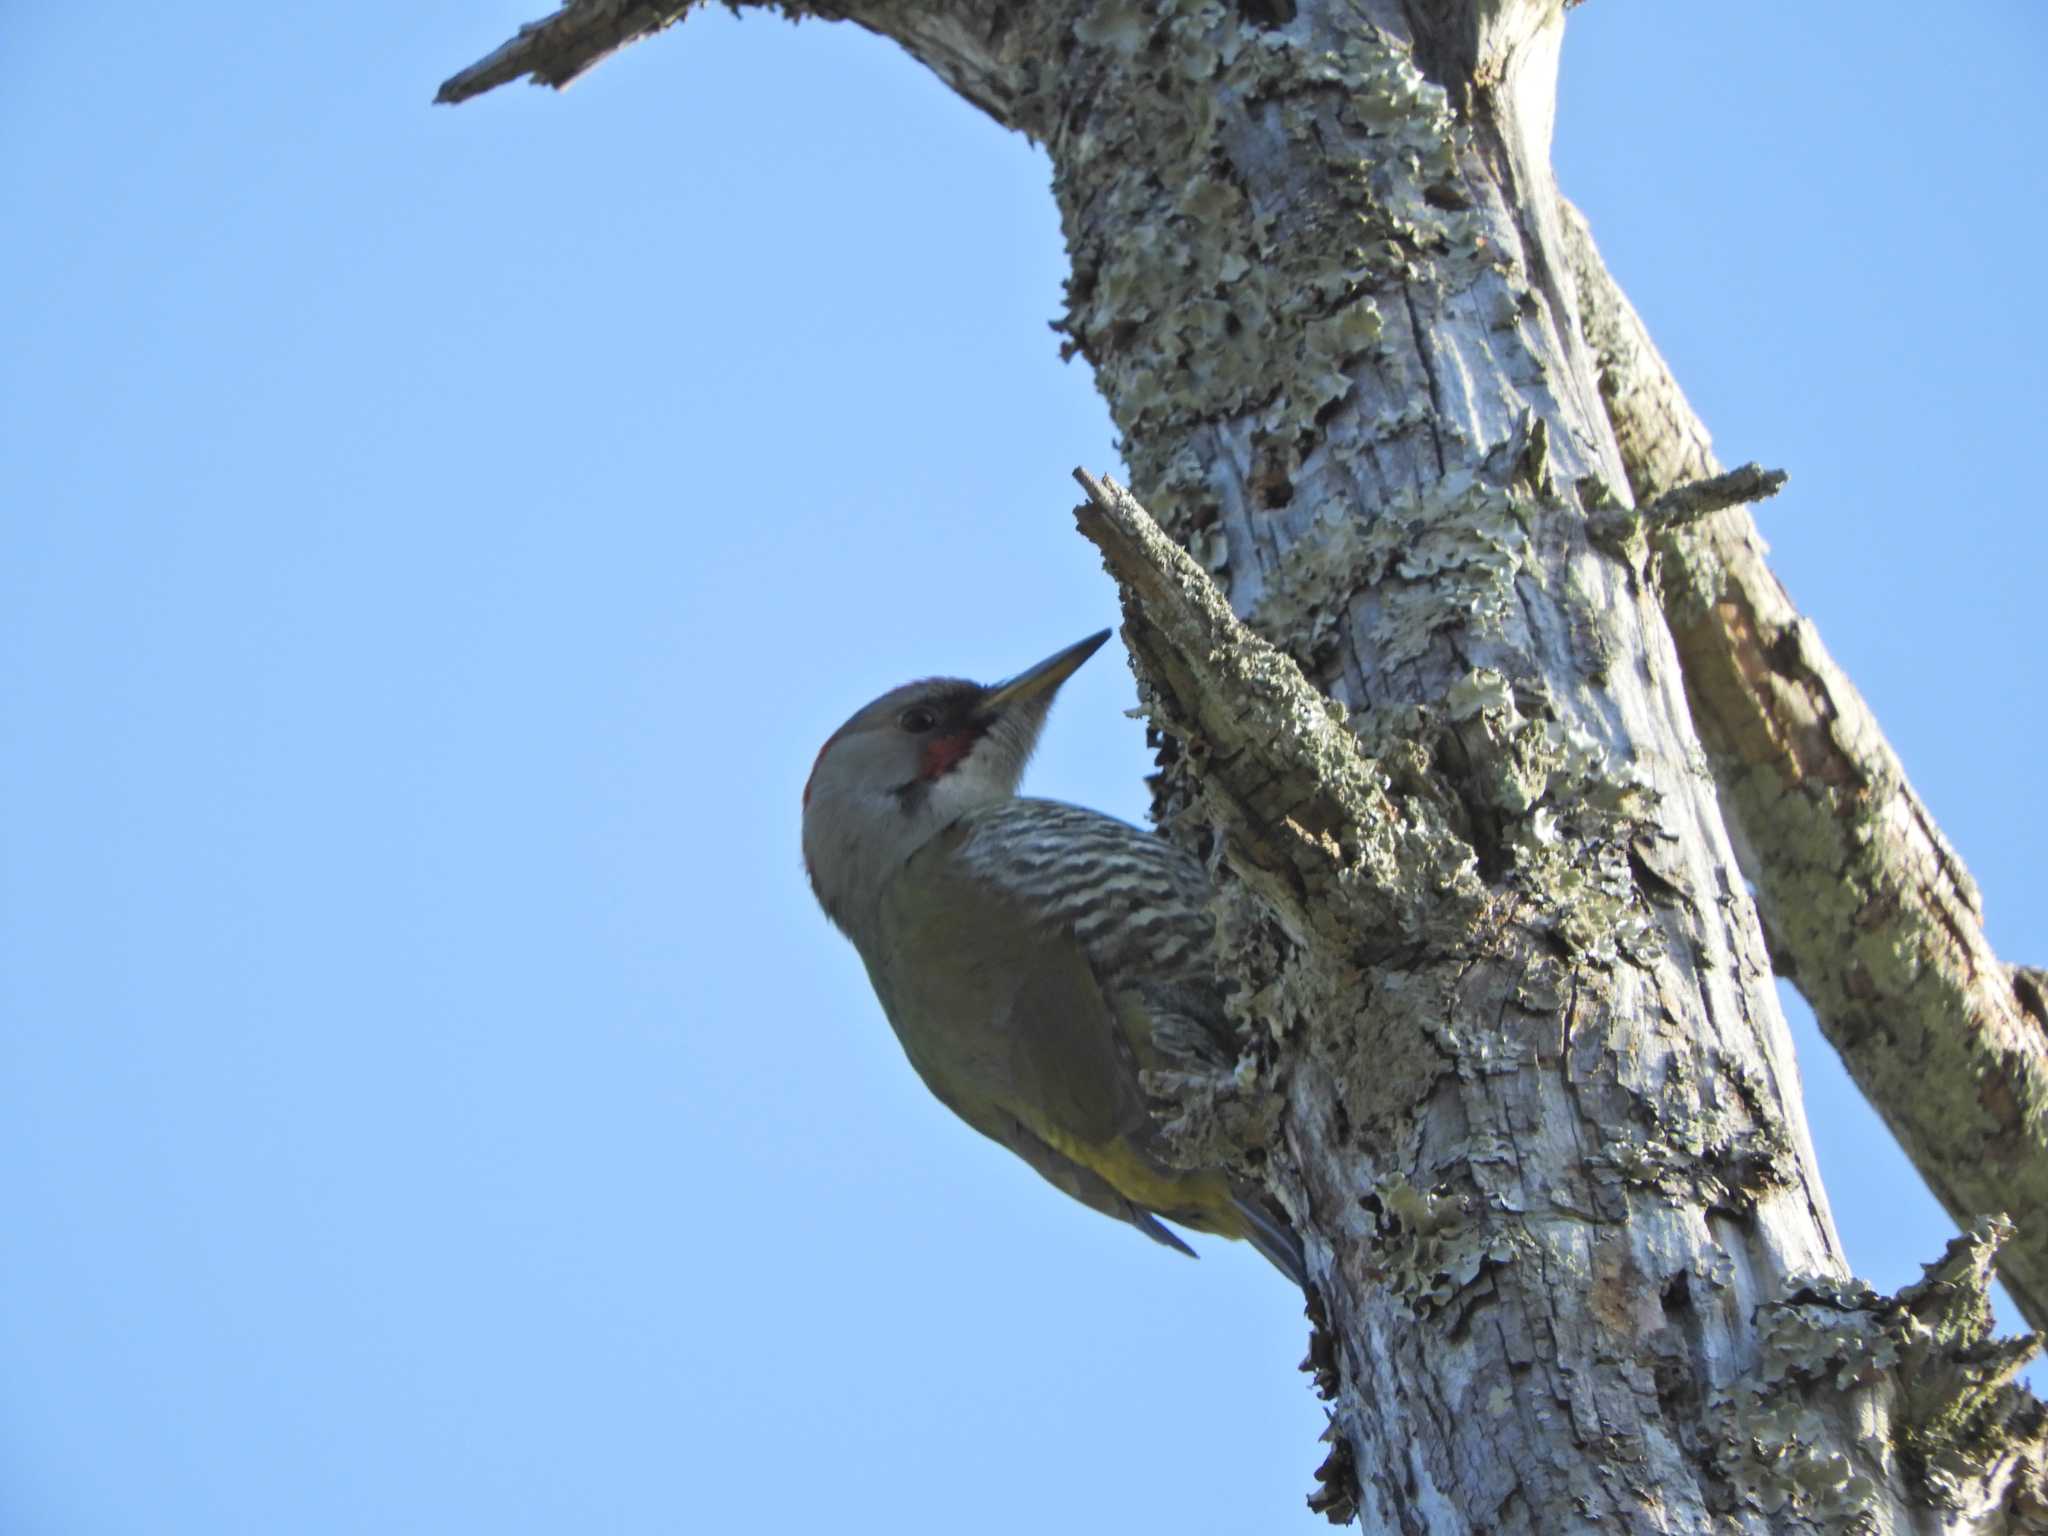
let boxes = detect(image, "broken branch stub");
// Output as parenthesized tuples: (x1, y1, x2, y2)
(1072, 467, 1468, 950)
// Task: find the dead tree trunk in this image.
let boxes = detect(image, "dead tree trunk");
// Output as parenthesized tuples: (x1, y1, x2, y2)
(443, 1, 2047, 1528)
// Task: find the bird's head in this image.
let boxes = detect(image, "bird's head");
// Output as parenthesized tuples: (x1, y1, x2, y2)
(801, 629, 1111, 929)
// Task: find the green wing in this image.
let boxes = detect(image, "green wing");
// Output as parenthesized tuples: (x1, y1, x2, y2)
(871, 816, 1236, 1247)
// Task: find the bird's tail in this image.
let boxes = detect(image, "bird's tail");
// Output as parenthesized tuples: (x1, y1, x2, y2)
(1230, 1183, 1308, 1290)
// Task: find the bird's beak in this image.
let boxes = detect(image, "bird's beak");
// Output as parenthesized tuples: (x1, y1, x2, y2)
(978, 630, 1112, 720)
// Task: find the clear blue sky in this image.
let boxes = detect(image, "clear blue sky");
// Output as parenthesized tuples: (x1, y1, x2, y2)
(3, 3, 2042, 1531)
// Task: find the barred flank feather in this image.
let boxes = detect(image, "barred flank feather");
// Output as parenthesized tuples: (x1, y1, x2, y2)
(952, 799, 1220, 1004)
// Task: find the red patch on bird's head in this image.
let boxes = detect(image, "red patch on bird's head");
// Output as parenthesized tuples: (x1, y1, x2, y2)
(919, 730, 978, 781)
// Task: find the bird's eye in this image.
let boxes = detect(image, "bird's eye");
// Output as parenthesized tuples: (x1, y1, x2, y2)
(898, 706, 938, 734)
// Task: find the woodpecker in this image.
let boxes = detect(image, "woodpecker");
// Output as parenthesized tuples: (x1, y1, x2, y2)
(802, 630, 1305, 1287)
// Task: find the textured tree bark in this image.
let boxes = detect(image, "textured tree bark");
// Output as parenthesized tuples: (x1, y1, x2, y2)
(443, 1, 2046, 1527)
(1560, 202, 2048, 1338)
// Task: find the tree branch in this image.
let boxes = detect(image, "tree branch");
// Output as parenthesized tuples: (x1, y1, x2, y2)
(1560, 197, 2048, 1333)
(1586, 462, 1787, 548)
(436, 1, 1032, 131)
(434, 1, 695, 104)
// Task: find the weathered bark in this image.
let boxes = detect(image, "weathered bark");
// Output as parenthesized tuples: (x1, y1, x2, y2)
(442, 1, 2047, 1528)
(1074, 465, 2048, 1528)
(1558, 202, 2048, 1338)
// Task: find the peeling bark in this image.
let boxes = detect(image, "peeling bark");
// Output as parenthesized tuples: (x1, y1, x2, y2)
(1560, 202, 2048, 1337)
(443, 1, 2046, 1527)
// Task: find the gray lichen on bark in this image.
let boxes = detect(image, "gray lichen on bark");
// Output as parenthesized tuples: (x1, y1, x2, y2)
(1707, 1220, 2046, 1527)
(444, 0, 2048, 1527)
